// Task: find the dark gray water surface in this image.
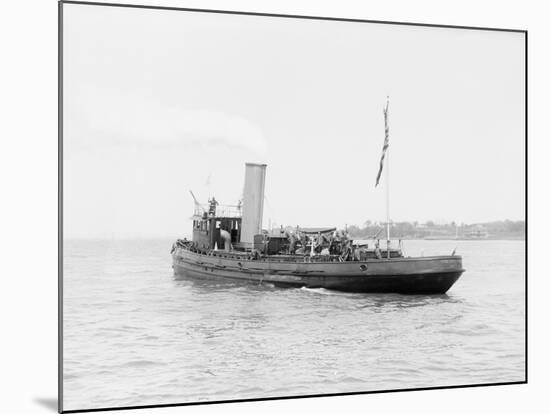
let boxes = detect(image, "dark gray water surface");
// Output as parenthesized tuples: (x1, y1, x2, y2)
(63, 239, 525, 411)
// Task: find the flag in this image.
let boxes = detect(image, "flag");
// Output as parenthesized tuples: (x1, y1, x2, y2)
(375, 98, 390, 187)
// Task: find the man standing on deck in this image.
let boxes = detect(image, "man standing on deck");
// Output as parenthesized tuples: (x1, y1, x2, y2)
(374, 241, 383, 259)
(220, 228, 232, 251)
(208, 197, 218, 216)
(353, 245, 362, 261)
(285, 229, 297, 254)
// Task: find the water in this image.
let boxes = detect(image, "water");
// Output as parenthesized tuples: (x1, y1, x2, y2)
(63, 239, 525, 411)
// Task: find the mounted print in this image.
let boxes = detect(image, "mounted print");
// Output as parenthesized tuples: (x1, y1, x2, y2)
(59, 1, 527, 412)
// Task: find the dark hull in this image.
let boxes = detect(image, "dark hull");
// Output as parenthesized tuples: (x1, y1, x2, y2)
(172, 249, 464, 294)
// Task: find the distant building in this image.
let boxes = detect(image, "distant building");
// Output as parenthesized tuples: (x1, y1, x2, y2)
(463, 225, 489, 239)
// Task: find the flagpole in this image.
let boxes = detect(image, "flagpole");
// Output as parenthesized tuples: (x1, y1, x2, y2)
(386, 147, 390, 258)
(385, 97, 390, 259)
(375, 96, 391, 258)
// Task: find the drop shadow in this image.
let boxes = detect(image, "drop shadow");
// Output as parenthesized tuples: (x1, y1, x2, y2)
(34, 397, 58, 412)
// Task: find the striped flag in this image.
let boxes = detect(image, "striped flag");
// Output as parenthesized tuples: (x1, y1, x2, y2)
(375, 98, 390, 187)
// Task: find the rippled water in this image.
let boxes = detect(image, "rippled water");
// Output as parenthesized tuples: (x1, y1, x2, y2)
(63, 239, 525, 411)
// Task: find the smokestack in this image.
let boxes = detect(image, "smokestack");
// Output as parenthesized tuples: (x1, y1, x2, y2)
(240, 163, 267, 247)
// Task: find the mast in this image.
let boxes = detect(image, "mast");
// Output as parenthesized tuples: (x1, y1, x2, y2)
(386, 151, 390, 257)
(384, 97, 391, 258)
(375, 96, 391, 258)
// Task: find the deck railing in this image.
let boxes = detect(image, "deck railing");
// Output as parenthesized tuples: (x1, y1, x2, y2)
(193, 203, 242, 218)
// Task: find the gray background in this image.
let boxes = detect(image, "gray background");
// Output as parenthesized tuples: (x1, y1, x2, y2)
(63, 5, 524, 239)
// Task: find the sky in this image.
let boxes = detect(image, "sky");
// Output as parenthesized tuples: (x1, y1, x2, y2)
(63, 4, 525, 239)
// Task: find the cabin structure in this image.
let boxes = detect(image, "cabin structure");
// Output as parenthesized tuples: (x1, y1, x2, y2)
(191, 163, 266, 252)
(191, 203, 242, 251)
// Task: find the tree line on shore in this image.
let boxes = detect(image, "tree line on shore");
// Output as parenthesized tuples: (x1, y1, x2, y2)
(346, 219, 525, 240)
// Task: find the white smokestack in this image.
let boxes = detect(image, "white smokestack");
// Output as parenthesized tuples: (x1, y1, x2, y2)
(240, 163, 267, 247)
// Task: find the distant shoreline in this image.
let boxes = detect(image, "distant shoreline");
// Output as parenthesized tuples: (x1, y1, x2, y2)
(64, 235, 526, 242)
(349, 235, 525, 241)
(346, 220, 525, 243)
(397, 237, 525, 241)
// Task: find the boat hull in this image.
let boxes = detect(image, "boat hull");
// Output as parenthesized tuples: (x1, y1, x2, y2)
(172, 249, 464, 294)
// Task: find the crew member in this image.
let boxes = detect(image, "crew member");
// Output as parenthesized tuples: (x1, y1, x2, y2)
(374, 242, 382, 259)
(285, 230, 297, 254)
(220, 228, 232, 251)
(353, 245, 361, 261)
(208, 197, 218, 216)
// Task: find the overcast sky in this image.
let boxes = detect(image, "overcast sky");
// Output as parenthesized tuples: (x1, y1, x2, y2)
(63, 4, 525, 239)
